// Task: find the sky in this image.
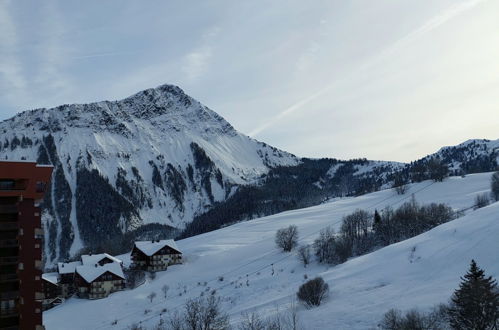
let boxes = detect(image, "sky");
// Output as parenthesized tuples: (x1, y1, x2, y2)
(0, 0, 498, 162)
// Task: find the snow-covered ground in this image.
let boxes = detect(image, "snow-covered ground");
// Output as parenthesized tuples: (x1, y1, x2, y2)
(44, 172, 498, 329)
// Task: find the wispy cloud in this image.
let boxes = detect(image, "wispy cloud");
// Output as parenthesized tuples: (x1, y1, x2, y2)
(182, 27, 219, 82)
(249, 0, 488, 137)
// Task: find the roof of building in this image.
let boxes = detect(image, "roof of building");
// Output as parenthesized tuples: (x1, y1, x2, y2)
(42, 272, 59, 285)
(57, 261, 82, 274)
(75, 262, 125, 283)
(134, 239, 181, 257)
(81, 253, 122, 266)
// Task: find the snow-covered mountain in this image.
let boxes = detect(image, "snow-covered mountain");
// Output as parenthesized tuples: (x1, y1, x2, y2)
(0, 84, 298, 263)
(1, 83, 497, 265)
(44, 172, 498, 329)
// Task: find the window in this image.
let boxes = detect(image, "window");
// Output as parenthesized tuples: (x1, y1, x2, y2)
(35, 182, 46, 193)
(0, 180, 15, 190)
(19, 263, 24, 270)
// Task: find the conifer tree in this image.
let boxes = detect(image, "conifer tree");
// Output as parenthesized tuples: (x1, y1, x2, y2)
(448, 260, 499, 330)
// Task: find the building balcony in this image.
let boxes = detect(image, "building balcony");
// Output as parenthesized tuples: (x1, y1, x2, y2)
(0, 290, 19, 300)
(0, 307, 18, 318)
(0, 222, 18, 231)
(0, 239, 18, 248)
(0, 205, 18, 214)
(0, 179, 27, 191)
(0, 274, 17, 283)
(0, 256, 18, 264)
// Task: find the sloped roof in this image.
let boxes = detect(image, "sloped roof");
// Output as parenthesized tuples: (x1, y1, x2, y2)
(57, 261, 82, 274)
(81, 253, 122, 266)
(42, 272, 59, 285)
(134, 239, 181, 257)
(75, 262, 125, 283)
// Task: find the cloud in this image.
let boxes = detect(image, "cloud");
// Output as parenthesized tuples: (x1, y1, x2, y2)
(182, 27, 219, 82)
(0, 1, 26, 93)
(249, 0, 488, 138)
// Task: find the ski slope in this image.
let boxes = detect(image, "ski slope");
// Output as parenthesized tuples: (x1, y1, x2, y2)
(44, 172, 498, 329)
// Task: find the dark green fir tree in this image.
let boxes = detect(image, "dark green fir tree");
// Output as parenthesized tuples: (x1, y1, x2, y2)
(448, 259, 499, 330)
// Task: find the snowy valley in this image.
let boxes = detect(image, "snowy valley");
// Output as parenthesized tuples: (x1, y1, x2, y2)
(44, 172, 499, 329)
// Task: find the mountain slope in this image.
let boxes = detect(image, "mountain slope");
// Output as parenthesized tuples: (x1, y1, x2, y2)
(43, 172, 498, 329)
(1, 83, 497, 264)
(0, 84, 298, 263)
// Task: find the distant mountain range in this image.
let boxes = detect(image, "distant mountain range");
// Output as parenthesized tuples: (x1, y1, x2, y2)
(1, 84, 497, 265)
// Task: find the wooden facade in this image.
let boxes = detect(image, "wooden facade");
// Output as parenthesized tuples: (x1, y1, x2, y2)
(74, 270, 125, 300)
(131, 241, 182, 272)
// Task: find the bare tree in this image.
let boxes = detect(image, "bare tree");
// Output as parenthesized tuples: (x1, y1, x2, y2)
(474, 193, 490, 210)
(297, 245, 311, 267)
(161, 284, 169, 300)
(239, 311, 266, 330)
(275, 225, 299, 252)
(184, 295, 230, 330)
(491, 171, 499, 201)
(148, 292, 157, 303)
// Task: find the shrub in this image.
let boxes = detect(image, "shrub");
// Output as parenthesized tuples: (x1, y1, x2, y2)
(491, 171, 499, 201)
(297, 277, 329, 307)
(297, 245, 311, 267)
(379, 306, 448, 330)
(275, 225, 299, 252)
(474, 193, 490, 209)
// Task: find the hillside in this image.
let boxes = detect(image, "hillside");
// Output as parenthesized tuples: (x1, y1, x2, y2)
(1, 83, 497, 264)
(44, 172, 498, 329)
(0, 84, 298, 263)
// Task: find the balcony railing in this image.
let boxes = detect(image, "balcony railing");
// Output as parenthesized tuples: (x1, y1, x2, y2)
(0, 205, 18, 214)
(0, 274, 17, 282)
(0, 307, 18, 318)
(0, 222, 18, 231)
(0, 180, 27, 191)
(0, 256, 18, 264)
(0, 290, 19, 299)
(0, 239, 18, 247)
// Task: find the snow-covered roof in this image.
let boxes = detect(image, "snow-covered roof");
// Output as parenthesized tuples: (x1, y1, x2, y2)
(42, 272, 59, 285)
(57, 261, 82, 274)
(134, 239, 181, 257)
(75, 262, 125, 283)
(81, 253, 122, 266)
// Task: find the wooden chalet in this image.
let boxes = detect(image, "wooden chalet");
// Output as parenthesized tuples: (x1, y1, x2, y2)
(41, 273, 62, 311)
(131, 239, 182, 272)
(56, 253, 124, 299)
(74, 263, 125, 299)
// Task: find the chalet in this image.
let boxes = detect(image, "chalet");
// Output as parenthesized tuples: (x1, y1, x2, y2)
(131, 239, 182, 272)
(56, 253, 124, 298)
(41, 273, 62, 311)
(74, 263, 125, 299)
(57, 260, 81, 298)
(81, 253, 123, 267)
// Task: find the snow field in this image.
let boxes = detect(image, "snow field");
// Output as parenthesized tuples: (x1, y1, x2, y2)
(44, 172, 497, 329)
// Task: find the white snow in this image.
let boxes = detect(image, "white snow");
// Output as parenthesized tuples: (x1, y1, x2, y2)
(75, 263, 125, 284)
(133, 239, 181, 257)
(44, 172, 498, 330)
(0, 84, 299, 264)
(42, 272, 59, 285)
(57, 261, 82, 275)
(81, 253, 123, 266)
